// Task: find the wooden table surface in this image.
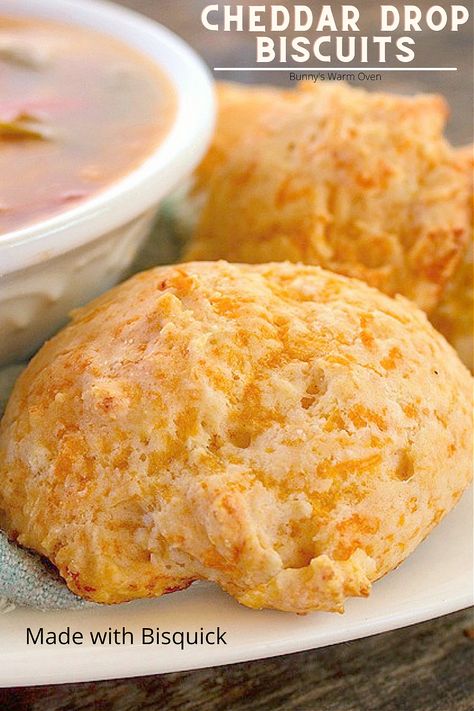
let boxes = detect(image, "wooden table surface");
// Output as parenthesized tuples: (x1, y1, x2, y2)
(3, 1, 473, 708)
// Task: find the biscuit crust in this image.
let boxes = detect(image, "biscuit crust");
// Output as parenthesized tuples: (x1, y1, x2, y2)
(186, 83, 472, 313)
(430, 146, 473, 371)
(0, 262, 471, 611)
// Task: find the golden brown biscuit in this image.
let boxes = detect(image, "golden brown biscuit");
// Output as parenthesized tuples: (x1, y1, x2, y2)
(185, 82, 471, 313)
(430, 146, 473, 371)
(0, 262, 471, 611)
(194, 82, 290, 192)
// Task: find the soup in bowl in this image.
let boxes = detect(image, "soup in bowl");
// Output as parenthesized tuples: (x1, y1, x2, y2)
(0, 0, 215, 365)
(0, 15, 177, 234)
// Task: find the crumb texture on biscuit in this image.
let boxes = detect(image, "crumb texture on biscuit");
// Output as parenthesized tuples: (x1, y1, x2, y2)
(430, 146, 473, 371)
(186, 82, 472, 313)
(0, 262, 472, 611)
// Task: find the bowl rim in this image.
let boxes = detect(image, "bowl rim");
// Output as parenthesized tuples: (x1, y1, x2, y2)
(0, 0, 215, 274)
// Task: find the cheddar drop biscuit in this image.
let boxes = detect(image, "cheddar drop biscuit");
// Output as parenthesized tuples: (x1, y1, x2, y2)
(431, 240, 473, 371)
(430, 146, 473, 371)
(0, 262, 471, 612)
(185, 82, 471, 313)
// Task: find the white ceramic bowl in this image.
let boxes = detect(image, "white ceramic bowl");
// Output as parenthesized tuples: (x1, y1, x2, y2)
(0, 0, 215, 366)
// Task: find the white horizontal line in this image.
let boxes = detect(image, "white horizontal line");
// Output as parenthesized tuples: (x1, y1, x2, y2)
(213, 67, 458, 72)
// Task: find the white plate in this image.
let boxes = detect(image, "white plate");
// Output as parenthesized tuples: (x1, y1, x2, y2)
(0, 488, 472, 687)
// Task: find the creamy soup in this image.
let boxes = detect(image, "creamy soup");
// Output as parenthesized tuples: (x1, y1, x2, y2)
(0, 16, 175, 235)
